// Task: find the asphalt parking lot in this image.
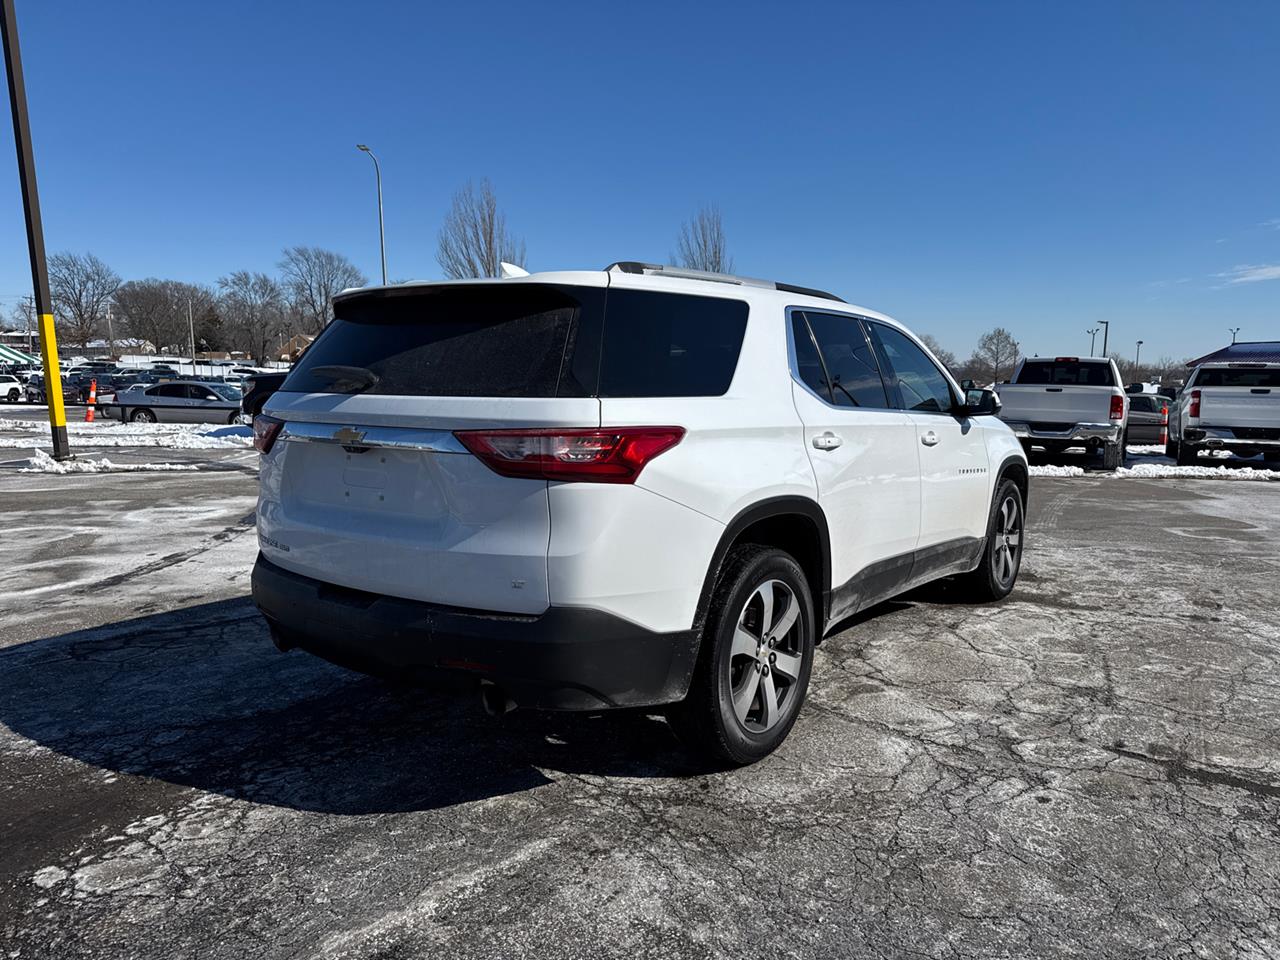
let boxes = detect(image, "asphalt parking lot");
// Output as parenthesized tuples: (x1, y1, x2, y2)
(2, 412, 1279, 959)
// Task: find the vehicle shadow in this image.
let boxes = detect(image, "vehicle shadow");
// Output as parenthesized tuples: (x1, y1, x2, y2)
(0, 599, 695, 815)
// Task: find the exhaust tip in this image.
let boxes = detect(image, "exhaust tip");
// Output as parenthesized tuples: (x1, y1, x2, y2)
(479, 680, 516, 717)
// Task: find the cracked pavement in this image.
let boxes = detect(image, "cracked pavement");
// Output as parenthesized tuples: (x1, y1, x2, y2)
(2, 437, 1278, 958)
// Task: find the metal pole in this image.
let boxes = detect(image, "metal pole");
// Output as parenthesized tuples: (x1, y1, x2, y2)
(1135, 340, 1143, 369)
(105, 301, 113, 358)
(2, 0, 70, 459)
(357, 144, 386, 284)
(1099, 320, 1110, 357)
(1087, 327, 1098, 355)
(1229, 327, 1240, 344)
(187, 297, 196, 376)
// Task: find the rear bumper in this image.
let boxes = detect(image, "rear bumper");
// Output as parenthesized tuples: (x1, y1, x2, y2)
(251, 554, 699, 711)
(1005, 421, 1122, 443)
(1182, 426, 1280, 450)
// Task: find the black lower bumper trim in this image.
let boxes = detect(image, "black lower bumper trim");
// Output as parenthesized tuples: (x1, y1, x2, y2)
(251, 554, 699, 711)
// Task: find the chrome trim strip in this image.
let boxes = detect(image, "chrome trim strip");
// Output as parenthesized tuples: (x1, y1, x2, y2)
(278, 421, 468, 454)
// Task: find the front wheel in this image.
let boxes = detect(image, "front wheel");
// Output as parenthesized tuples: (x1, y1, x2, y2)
(958, 479, 1025, 602)
(130, 407, 157, 423)
(669, 545, 815, 767)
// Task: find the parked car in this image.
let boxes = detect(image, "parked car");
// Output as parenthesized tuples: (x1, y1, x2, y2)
(240, 372, 287, 418)
(995, 356, 1130, 469)
(1166, 362, 1280, 465)
(1125, 394, 1172, 445)
(24, 374, 89, 404)
(250, 263, 1028, 765)
(100, 380, 243, 423)
(0, 374, 22, 402)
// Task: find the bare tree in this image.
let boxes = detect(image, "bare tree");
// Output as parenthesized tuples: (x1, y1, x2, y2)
(218, 271, 287, 363)
(966, 327, 1021, 385)
(437, 179, 526, 279)
(674, 206, 733, 274)
(48, 252, 120, 349)
(279, 246, 368, 334)
(114, 279, 217, 354)
(918, 334, 958, 373)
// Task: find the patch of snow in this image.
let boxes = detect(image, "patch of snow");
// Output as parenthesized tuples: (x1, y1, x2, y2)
(0, 420, 252, 450)
(1126, 444, 1167, 456)
(18, 449, 199, 474)
(1115, 462, 1280, 481)
(1030, 465, 1087, 478)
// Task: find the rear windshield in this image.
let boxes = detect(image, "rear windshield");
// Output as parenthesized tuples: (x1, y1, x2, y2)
(1015, 360, 1116, 387)
(284, 284, 748, 398)
(1193, 367, 1280, 388)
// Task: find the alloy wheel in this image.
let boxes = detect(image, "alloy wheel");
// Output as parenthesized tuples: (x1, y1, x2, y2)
(992, 495, 1022, 586)
(727, 579, 805, 733)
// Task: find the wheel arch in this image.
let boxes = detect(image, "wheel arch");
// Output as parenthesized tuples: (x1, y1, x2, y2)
(693, 496, 831, 637)
(995, 455, 1029, 510)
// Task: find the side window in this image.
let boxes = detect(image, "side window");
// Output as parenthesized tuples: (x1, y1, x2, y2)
(798, 312, 891, 409)
(1130, 396, 1153, 413)
(869, 323, 956, 414)
(154, 384, 186, 398)
(790, 314, 831, 402)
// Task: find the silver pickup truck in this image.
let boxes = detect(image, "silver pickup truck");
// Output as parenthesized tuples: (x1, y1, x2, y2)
(1167, 362, 1280, 466)
(995, 357, 1130, 470)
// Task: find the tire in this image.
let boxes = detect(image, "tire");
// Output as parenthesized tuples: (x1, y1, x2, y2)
(130, 407, 157, 423)
(1176, 443, 1198, 467)
(669, 545, 815, 767)
(5, 390, 17, 403)
(1101, 440, 1123, 471)
(957, 478, 1025, 602)
(1165, 439, 1178, 459)
(227, 410, 241, 425)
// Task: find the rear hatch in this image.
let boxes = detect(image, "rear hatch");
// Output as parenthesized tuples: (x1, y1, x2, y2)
(258, 280, 605, 614)
(1193, 366, 1280, 431)
(997, 358, 1119, 425)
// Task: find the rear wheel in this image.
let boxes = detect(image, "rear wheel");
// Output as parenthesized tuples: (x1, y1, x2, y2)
(1165, 438, 1178, 459)
(958, 479, 1024, 602)
(1176, 443, 1198, 466)
(1101, 438, 1124, 471)
(5, 389, 17, 402)
(669, 545, 815, 767)
(130, 407, 157, 423)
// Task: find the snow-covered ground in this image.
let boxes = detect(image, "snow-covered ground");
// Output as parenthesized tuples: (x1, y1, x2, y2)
(19, 449, 199, 474)
(0, 419, 252, 451)
(1026, 444, 1280, 481)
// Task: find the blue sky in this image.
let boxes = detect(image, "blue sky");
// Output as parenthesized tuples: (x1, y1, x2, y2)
(1, 0, 1276, 361)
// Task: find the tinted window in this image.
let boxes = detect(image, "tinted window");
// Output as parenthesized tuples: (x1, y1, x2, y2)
(1193, 367, 1280, 388)
(798, 312, 890, 408)
(870, 323, 956, 414)
(287, 285, 597, 398)
(1129, 396, 1154, 412)
(596, 290, 747, 397)
(791, 315, 831, 402)
(155, 384, 188, 398)
(1016, 360, 1117, 387)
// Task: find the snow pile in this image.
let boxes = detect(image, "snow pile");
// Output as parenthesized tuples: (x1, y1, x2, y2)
(1126, 445, 1166, 456)
(1115, 462, 1280, 481)
(0, 421, 252, 450)
(18, 449, 199, 474)
(1029, 465, 1087, 478)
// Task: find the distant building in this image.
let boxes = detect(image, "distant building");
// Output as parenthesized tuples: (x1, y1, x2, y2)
(1186, 341, 1280, 366)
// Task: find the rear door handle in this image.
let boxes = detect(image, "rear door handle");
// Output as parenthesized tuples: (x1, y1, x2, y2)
(921, 430, 940, 447)
(812, 432, 843, 450)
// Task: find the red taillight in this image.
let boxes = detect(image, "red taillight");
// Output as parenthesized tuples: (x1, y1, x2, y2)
(1188, 390, 1201, 418)
(253, 415, 283, 453)
(1109, 395, 1125, 420)
(454, 426, 685, 483)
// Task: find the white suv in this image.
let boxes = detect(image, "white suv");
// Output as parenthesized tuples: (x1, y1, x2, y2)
(251, 263, 1028, 764)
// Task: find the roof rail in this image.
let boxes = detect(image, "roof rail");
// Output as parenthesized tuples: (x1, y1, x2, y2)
(604, 261, 844, 303)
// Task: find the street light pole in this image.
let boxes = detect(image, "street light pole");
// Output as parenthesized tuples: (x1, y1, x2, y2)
(1087, 327, 1099, 355)
(1228, 327, 1240, 344)
(1135, 339, 1143, 369)
(2, 0, 70, 459)
(1099, 320, 1110, 357)
(357, 144, 387, 285)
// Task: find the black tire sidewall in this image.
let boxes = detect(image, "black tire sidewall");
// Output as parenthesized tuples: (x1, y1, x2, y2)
(975, 479, 1024, 600)
(707, 549, 815, 764)
(131, 409, 156, 423)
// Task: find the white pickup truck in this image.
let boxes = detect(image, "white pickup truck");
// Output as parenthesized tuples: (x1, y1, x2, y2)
(994, 357, 1130, 470)
(1166, 362, 1280, 466)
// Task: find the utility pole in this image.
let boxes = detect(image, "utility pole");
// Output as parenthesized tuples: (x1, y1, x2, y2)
(1135, 340, 1143, 370)
(187, 297, 197, 376)
(1099, 320, 1110, 357)
(1087, 327, 1099, 355)
(2, 0, 70, 459)
(1229, 327, 1240, 344)
(105, 300, 114, 358)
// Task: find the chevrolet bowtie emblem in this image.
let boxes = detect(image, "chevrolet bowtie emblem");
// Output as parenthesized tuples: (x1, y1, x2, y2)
(333, 426, 367, 445)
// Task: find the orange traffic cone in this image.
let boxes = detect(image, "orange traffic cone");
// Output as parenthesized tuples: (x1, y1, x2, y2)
(84, 378, 96, 422)
(1158, 404, 1168, 447)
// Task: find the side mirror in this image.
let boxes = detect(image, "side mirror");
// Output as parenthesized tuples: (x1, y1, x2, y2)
(964, 388, 1002, 416)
